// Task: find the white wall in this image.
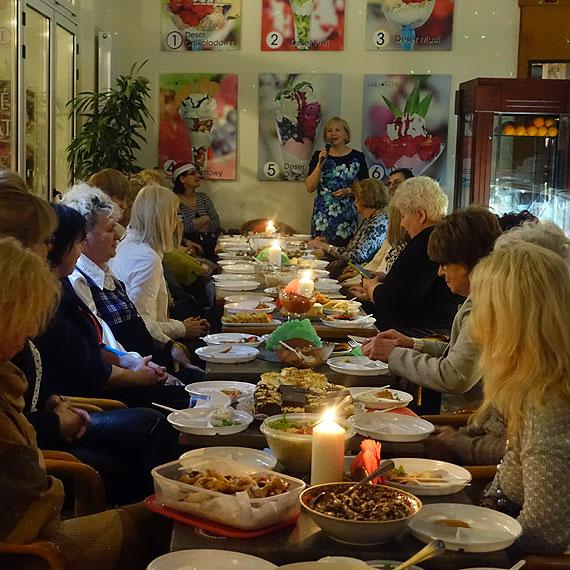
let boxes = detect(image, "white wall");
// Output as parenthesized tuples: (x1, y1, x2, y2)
(102, 0, 520, 233)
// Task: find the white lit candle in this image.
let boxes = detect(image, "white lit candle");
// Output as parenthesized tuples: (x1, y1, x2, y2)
(266, 220, 276, 234)
(267, 240, 282, 266)
(311, 410, 345, 485)
(297, 270, 314, 298)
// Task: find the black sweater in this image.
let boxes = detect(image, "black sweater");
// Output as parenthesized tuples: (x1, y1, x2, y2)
(372, 226, 463, 335)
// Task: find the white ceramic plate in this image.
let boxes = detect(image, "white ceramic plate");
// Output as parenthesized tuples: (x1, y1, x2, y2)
(264, 287, 278, 297)
(223, 264, 256, 274)
(216, 280, 260, 291)
(225, 294, 273, 304)
(167, 409, 254, 436)
(148, 550, 276, 570)
(386, 458, 472, 496)
(292, 234, 312, 240)
(350, 411, 434, 442)
(322, 301, 362, 315)
(217, 252, 244, 259)
(298, 259, 329, 269)
(185, 380, 256, 398)
(349, 387, 413, 409)
(225, 301, 276, 314)
(203, 333, 264, 348)
(179, 447, 277, 470)
(195, 345, 259, 363)
(327, 357, 388, 376)
(408, 503, 522, 552)
(315, 283, 342, 293)
(320, 316, 376, 329)
(218, 258, 253, 266)
(213, 273, 254, 282)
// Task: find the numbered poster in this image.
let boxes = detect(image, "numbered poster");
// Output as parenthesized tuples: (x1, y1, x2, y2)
(365, 0, 454, 51)
(258, 73, 342, 182)
(261, 0, 345, 51)
(362, 74, 450, 184)
(159, 73, 238, 180)
(161, 0, 241, 51)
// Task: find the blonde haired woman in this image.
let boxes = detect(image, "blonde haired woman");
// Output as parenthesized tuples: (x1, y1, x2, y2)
(109, 185, 210, 346)
(471, 242, 570, 556)
(363, 176, 461, 336)
(305, 117, 368, 246)
(0, 237, 169, 569)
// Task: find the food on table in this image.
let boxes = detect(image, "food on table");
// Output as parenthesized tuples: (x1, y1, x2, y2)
(313, 484, 416, 522)
(267, 414, 318, 435)
(376, 388, 397, 400)
(387, 465, 444, 484)
(256, 303, 270, 309)
(315, 292, 331, 304)
(222, 312, 273, 323)
(434, 519, 470, 528)
(355, 389, 401, 403)
(333, 342, 350, 352)
(280, 304, 324, 319)
(178, 468, 289, 499)
(323, 312, 356, 321)
(219, 389, 243, 400)
(219, 346, 232, 354)
(265, 319, 322, 350)
(207, 407, 241, 427)
(280, 290, 315, 315)
(273, 337, 332, 368)
(275, 80, 322, 180)
(255, 367, 353, 417)
(323, 300, 353, 312)
(220, 336, 259, 344)
(365, 82, 443, 175)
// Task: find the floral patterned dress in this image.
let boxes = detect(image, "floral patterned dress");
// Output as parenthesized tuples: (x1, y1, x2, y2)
(309, 149, 368, 246)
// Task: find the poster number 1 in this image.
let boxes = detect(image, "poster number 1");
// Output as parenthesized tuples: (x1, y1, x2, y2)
(374, 29, 390, 49)
(266, 31, 283, 49)
(264, 161, 280, 178)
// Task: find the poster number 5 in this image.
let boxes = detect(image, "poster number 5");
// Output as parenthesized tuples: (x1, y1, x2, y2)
(264, 161, 280, 178)
(266, 31, 283, 49)
(373, 30, 390, 49)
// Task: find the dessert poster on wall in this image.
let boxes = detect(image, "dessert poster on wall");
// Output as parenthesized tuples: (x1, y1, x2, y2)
(365, 0, 454, 51)
(159, 73, 238, 180)
(258, 73, 342, 182)
(362, 74, 450, 184)
(161, 0, 241, 51)
(261, 0, 345, 51)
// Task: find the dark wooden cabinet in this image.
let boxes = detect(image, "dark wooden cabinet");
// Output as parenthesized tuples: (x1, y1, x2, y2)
(453, 77, 570, 233)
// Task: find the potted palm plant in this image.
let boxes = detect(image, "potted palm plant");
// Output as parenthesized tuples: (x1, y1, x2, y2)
(67, 61, 152, 181)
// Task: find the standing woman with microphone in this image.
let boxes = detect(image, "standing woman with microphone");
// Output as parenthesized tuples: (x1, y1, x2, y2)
(305, 117, 368, 247)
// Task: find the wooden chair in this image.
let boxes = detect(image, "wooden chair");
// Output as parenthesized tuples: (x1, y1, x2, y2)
(65, 396, 127, 414)
(523, 554, 570, 569)
(0, 452, 106, 570)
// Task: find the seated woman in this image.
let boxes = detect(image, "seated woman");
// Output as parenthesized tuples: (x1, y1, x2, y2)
(172, 162, 220, 262)
(63, 184, 203, 376)
(88, 167, 131, 230)
(471, 242, 570, 556)
(0, 237, 169, 570)
(307, 178, 389, 270)
(109, 185, 210, 351)
(362, 176, 462, 337)
(362, 207, 502, 413)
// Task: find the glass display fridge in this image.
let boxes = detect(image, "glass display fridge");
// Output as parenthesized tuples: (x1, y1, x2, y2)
(454, 77, 570, 234)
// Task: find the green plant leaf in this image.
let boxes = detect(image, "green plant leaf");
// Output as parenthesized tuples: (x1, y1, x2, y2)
(382, 95, 402, 118)
(404, 82, 421, 115)
(416, 93, 433, 118)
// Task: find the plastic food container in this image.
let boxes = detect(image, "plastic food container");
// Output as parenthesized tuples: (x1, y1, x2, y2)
(152, 457, 305, 530)
(260, 413, 355, 474)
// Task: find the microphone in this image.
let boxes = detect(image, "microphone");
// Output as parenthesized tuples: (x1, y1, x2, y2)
(320, 140, 332, 166)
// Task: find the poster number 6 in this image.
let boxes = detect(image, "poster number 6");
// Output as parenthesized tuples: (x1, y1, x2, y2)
(374, 30, 390, 49)
(266, 31, 283, 49)
(369, 164, 386, 180)
(264, 161, 280, 178)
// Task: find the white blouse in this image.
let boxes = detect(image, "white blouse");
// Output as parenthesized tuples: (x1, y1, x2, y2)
(108, 228, 186, 345)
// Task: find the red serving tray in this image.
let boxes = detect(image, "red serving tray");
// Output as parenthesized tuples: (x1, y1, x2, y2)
(144, 495, 299, 538)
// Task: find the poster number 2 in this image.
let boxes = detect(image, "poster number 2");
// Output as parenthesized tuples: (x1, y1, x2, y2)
(373, 29, 390, 49)
(264, 161, 280, 178)
(266, 31, 283, 49)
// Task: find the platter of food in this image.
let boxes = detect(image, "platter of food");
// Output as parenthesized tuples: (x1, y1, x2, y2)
(330, 342, 352, 356)
(147, 549, 276, 570)
(350, 411, 434, 442)
(195, 345, 259, 364)
(203, 333, 264, 348)
(408, 503, 522, 552)
(185, 380, 256, 401)
(327, 356, 388, 376)
(322, 300, 362, 315)
(385, 458, 472, 496)
(167, 408, 253, 436)
(225, 301, 276, 314)
(221, 313, 278, 326)
(215, 280, 260, 291)
(349, 387, 413, 409)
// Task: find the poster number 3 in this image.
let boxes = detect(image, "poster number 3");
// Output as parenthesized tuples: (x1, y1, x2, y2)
(266, 31, 283, 49)
(374, 29, 390, 49)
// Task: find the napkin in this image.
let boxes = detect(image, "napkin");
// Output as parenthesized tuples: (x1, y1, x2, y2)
(347, 346, 364, 357)
(350, 439, 386, 484)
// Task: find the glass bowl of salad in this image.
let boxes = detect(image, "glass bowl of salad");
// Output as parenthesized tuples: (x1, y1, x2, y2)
(260, 413, 355, 474)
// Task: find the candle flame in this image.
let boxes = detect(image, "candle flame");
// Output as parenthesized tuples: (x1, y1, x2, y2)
(302, 270, 313, 281)
(271, 240, 280, 249)
(321, 408, 336, 423)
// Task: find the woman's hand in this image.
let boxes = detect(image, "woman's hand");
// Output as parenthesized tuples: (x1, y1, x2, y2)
(332, 187, 352, 199)
(200, 263, 213, 279)
(49, 396, 92, 442)
(307, 239, 328, 251)
(317, 147, 328, 166)
(183, 317, 210, 339)
(361, 335, 398, 363)
(362, 276, 380, 298)
(377, 329, 414, 349)
(171, 342, 205, 374)
(368, 270, 386, 281)
(347, 285, 369, 301)
(134, 355, 166, 384)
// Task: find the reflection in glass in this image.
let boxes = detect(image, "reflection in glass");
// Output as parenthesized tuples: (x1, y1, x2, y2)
(0, 1, 15, 171)
(25, 8, 50, 197)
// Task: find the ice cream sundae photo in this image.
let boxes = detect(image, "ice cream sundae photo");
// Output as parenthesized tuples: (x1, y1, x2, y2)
(365, 82, 444, 176)
(288, 0, 315, 50)
(275, 80, 322, 181)
(178, 80, 220, 175)
(379, 0, 436, 50)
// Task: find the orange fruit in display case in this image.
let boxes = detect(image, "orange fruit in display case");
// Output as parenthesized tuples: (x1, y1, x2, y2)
(545, 119, 555, 128)
(533, 117, 545, 128)
(502, 125, 515, 135)
(515, 126, 527, 136)
(526, 126, 538, 136)
(547, 127, 559, 137)
(537, 126, 548, 136)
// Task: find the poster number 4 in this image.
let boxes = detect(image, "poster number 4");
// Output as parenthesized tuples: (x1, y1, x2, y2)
(374, 30, 390, 49)
(266, 31, 283, 49)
